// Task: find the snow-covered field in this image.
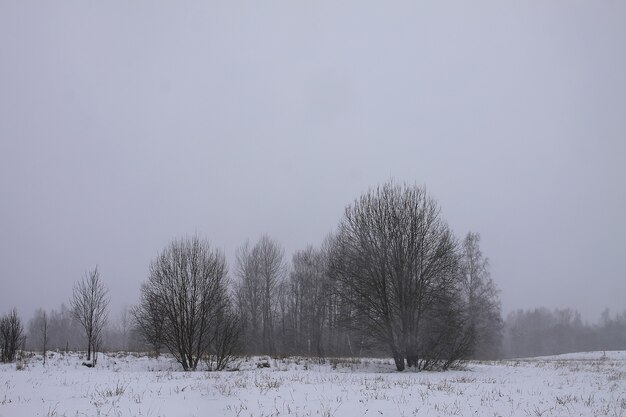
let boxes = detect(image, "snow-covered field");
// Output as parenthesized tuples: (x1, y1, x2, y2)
(1, 351, 624, 417)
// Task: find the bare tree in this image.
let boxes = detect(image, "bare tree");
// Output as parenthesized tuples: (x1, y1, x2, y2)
(286, 246, 330, 356)
(206, 305, 242, 371)
(329, 182, 465, 371)
(459, 232, 503, 359)
(40, 311, 48, 364)
(136, 236, 232, 371)
(70, 266, 109, 364)
(117, 306, 131, 351)
(28, 309, 49, 365)
(256, 236, 285, 355)
(234, 241, 262, 353)
(234, 236, 285, 355)
(0, 308, 25, 363)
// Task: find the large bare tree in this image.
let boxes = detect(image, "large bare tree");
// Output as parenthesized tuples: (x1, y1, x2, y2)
(70, 266, 109, 364)
(136, 236, 233, 371)
(329, 182, 466, 371)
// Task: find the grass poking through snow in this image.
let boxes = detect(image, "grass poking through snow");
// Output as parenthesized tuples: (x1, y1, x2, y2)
(0, 351, 624, 417)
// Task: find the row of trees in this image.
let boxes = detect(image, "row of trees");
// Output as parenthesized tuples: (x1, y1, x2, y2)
(230, 184, 502, 371)
(16, 182, 626, 370)
(27, 305, 94, 352)
(21, 302, 626, 360)
(17, 303, 626, 364)
(10, 182, 508, 371)
(13, 268, 111, 366)
(24, 305, 140, 355)
(129, 182, 502, 371)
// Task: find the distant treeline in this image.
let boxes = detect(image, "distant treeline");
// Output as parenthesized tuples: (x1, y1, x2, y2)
(503, 308, 626, 358)
(21, 305, 626, 360)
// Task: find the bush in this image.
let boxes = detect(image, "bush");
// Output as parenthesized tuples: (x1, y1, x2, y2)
(1, 308, 25, 363)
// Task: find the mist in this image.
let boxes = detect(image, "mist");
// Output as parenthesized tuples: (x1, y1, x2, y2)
(1, 0, 624, 332)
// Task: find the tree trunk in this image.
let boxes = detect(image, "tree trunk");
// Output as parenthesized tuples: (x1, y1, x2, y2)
(393, 352, 405, 371)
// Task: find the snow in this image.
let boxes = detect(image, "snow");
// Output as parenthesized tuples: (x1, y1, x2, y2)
(1, 351, 624, 417)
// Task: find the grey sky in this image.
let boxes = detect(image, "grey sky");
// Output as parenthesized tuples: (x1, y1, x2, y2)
(1, 1, 625, 323)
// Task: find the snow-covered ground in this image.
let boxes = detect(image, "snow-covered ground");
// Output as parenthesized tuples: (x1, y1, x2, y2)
(1, 351, 624, 417)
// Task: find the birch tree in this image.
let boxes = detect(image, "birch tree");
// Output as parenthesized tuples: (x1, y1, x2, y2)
(234, 236, 285, 355)
(459, 232, 502, 359)
(70, 266, 109, 365)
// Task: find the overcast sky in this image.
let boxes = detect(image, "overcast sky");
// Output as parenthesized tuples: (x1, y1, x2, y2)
(1, 1, 624, 324)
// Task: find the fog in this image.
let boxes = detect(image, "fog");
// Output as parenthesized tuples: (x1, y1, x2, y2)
(1, 1, 624, 324)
